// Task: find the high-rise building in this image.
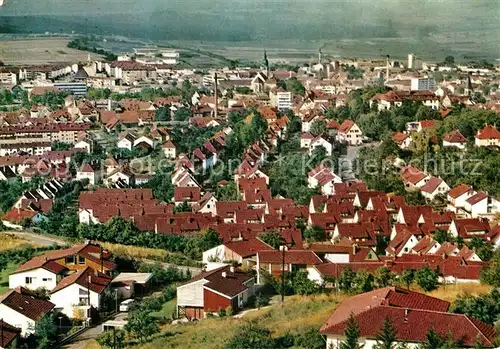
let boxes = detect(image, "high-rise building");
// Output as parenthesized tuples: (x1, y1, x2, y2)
(411, 77, 435, 91)
(408, 53, 415, 69)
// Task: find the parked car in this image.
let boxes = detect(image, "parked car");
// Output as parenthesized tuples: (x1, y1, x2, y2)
(119, 299, 135, 312)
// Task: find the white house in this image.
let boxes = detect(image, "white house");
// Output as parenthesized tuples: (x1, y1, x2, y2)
(419, 176, 450, 200)
(0, 287, 55, 337)
(337, 120, 363, 145)
(442, 130, 468, 149)
(463, 192, 489, 218)
(9, 260, 68, 291)
(76, 163, 102, 186)
(194, 192, 218, 216)
(116, 133, 137, 151)
(50, 267, 111, 320)
(309, 135, 334, 156)
(162, 140, 177, 159)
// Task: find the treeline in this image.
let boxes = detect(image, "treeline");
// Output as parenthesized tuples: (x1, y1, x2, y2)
(0, 245, 64, 272)
(67, 38, 117, 61)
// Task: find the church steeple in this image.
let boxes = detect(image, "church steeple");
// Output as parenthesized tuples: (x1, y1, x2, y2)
(264, 50, 269, 78)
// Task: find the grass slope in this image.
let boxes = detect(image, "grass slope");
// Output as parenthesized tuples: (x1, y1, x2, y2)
(138, 294, 340, 349)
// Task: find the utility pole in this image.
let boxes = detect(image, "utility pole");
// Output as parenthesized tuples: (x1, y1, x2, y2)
(280, 245, 286, 304)
(1, 318, 4, 348)
(214, 73, 218, 119)
(87, 274, 91, 321)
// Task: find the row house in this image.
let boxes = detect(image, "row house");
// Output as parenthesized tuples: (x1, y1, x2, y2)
(447, 184, 500, 218)
(0, 123, 91, 146)
(370, 90, 440, 111)
(320, 287, 495, 348)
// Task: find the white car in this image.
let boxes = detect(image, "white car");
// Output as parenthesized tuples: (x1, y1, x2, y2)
(119, 299, 135, 312)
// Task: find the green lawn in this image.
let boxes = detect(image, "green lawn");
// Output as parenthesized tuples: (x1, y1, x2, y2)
(0, 262, 20, 295)
(151, 299, 177, 319)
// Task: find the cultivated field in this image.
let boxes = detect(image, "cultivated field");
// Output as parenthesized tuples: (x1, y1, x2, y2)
(0, 38, 103, 65)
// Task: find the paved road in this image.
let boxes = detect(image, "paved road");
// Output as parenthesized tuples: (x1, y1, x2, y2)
(4, 230, 67, 246)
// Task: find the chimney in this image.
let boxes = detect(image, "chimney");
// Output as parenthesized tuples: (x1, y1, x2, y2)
(230, 266, 235, 273)
(404, 308, 409, 323)
(221, 272, 227, 278)
(352, 243, 358, 255)
(327, 64, 331, 78)
(94, 270, 98, 277)
(386, 55, 390, 81)
(214, 73, 218, 119)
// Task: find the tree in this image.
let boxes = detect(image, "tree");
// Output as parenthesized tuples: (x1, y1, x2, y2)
(338, 268, 356, 293)
(374, 267, 395, 288)
(340, 313, 363, 349)
(310, 146, 327, 168)
(444, 56, 455, 65)
(258, 231, 285, 249)
(33, 314, 58, 349)
(96, 329, 125, 349)
(290, 271, 319, 295)
(173, 200, 192, 213)
(399, 269, 414, 289)
(224, 321, 276, 349)
(124, 310, 159, 343)
(420, 328, 455, 349)
(294, 326, 324, 349)
(174, 106, 192, 121)
(155, 106, 170, 121)
(414, 266, 438, 292)
(310, 119, 327, 137)
(453, 289, 500, 325)
(353, 270, 374, 293)
(374, 318, 397, 349)
(304, 225, 326, 242)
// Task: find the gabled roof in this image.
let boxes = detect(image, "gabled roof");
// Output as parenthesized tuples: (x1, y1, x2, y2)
(51, 267, 111, 294)
(0, 319, 21, 348)
(476, 124, 500, 140)
(338, 119, 356, 133)
(419, 176, 445, 194)
(258, 250, 322, 265)
(448, 184, 473, 199)
(466, 192, 488, 205)
(225, 238, 273, 258)
(0, 287, 55, 321)
(443, 129, 468, 143)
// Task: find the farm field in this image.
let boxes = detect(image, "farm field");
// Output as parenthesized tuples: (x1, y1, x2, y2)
(0, 232, 38, 251)
(0, 38, 103, 65)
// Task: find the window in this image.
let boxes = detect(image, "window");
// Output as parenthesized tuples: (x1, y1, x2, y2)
(79, 297, 89, 305)
(25, 277, 34, 284)
(42, 278, 52, 282)
(78, 256, 86, 265)
(65, 255, 76, 264)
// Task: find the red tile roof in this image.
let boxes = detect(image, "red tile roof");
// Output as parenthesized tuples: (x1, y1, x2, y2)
(401, 166, 427, 185)
(0, 287, 55, 321)
(0, 320, 21, 348)
(466, 192, 488, 205)
(51, 267, 111, 294)
(442, 129, 468, 143)
(258, 250, 322, 265)
(448, 184, 473, 199)
(476, 124, 500, 140)
(174, 187, 201, 202)
(419, 176, 445, 194)
(338, 119, 355, 133)
(1, 208, 38, 223)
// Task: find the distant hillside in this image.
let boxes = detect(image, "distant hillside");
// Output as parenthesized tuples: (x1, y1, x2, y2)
(0, 0, 498, 45)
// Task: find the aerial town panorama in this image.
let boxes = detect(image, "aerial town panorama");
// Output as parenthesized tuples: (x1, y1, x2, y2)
(0, 1, 499, 349)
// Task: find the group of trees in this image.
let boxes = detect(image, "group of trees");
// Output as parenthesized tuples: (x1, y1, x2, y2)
(30, 91, 69, 109)
(335, 266, 439, 294)
(0, 177, 45, 213)
(224, 321, 324, 349)
(67, 37, 117, 61)
(453, 289, 500, 325)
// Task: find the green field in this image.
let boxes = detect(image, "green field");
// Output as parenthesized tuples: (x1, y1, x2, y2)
(0, 262, 19, 295)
